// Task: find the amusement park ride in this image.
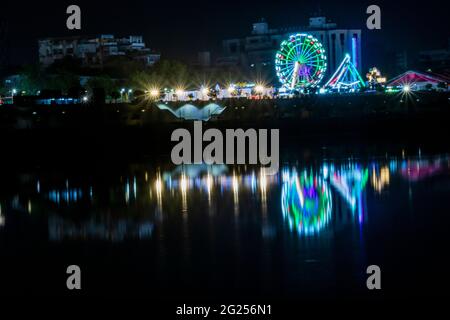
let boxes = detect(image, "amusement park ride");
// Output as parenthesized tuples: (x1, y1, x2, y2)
(275, 34, 327, 91)
(275, 33, 366, 93)
(153, 33, 394, 104)
(323, 54, 366, 91)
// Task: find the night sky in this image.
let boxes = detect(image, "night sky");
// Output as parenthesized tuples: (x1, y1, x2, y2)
(1, 0, 449, 68)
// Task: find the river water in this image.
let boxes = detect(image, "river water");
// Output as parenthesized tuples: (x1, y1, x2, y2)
(1, 145, 449, 299)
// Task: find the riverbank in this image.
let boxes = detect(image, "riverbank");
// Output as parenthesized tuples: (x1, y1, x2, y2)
(1, 92, 448, 129)
(1, 92, 449, 164)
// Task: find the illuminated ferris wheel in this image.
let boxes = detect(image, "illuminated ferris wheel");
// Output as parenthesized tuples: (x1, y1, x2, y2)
(275, 34, 327, 90)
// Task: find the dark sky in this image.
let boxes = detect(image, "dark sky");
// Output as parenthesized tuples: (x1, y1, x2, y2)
(1, 0, 449, 68)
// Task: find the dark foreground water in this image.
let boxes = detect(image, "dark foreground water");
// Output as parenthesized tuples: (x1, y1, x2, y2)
(1, 145, 449, 300)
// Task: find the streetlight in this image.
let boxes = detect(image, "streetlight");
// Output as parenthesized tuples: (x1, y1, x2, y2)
(150, 88, 159, 97)
(254, 84, 265, 94)
(403, 85, 410, 93)
(201, 87, 209, 96)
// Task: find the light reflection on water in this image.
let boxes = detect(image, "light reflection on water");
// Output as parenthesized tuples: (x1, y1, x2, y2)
(281, 169, 333, 235)
(0, 154, 449, 242)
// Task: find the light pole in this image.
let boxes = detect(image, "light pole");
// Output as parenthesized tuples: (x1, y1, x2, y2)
(11, 88, 17, 104)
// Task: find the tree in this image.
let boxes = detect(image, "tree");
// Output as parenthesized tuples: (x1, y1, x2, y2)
(111, 91, 120, 103)
(68, 86, 85, 98)
(47, 56, 82, 75)
(102, 56, 142, 79)
(85, 76, 117, 96)
(12, 64, 46, 95)
(45, 73, 80, 93)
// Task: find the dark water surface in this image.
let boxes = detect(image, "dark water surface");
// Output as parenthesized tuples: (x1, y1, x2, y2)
(1, 144, 449, 300)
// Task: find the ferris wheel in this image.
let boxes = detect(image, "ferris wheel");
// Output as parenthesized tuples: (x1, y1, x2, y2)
(275, 34, 327, 90)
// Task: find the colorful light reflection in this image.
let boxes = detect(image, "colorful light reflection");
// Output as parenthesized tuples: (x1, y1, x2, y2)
(329, 164, 368, 211)
(281, 170, 332, 235)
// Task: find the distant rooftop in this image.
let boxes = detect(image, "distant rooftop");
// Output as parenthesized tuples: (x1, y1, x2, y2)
(250, 16, 339, 36)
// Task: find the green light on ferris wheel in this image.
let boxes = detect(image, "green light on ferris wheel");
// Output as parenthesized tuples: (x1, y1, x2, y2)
(275, 33, 327, 90)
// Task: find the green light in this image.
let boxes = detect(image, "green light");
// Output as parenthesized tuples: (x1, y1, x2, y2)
(275, 33, 327, 91)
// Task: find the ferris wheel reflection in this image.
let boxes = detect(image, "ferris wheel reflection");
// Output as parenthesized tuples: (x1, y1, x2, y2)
(281, 169, 332, 236)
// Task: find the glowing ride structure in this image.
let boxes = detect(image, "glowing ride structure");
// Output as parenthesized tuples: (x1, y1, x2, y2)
(275, 34, 327, 91)
(323, 53, 366, 91)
